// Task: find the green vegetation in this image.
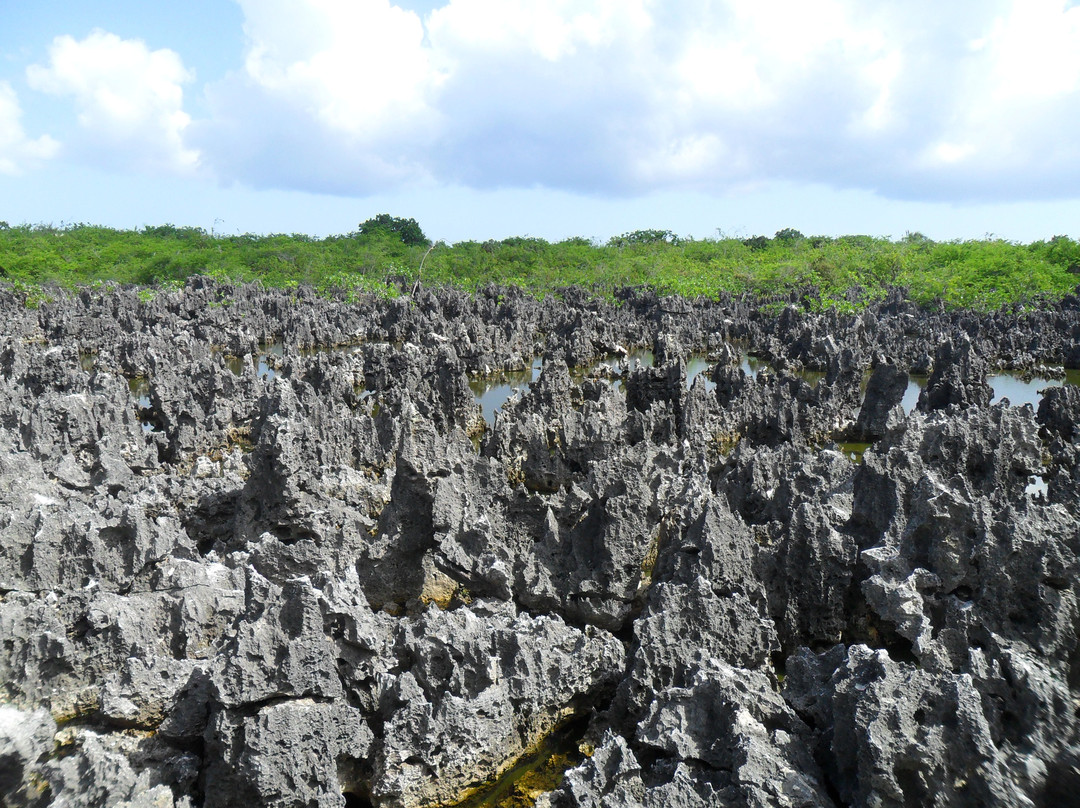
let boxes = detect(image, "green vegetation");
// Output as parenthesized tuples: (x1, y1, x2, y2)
(1, 220, 1078, 311)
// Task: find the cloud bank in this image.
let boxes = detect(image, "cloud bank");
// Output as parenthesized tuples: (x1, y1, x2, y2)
(20, 0, 1080, 201)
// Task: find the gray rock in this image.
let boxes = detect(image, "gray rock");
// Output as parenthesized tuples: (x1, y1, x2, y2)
(851, 362, 908, 441)
(204, 700, 372, 808)
(0, 706, 56, 808)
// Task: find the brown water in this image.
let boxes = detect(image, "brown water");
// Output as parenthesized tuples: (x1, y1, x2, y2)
(837, 441, 872, 463)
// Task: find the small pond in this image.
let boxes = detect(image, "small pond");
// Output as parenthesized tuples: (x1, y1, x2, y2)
(470, 358, 543, 426)
(989, 374, 1066, 409)
(902, 375, 928, 414)
(471, 350, 734, 423)
(837, 441, 872, 463)
(256, 341, 283, 381)
(468, 349, 801, 422)
(685, 356, 717, 392)
(900, 370, 1080, 415)
(127, 377, 156, 433)
(220, 341, 284, 381)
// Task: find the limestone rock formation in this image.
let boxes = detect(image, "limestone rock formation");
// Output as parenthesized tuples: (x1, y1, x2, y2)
(2, 279, 1080, 807)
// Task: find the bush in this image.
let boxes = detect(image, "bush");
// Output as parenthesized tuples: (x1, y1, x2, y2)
(0, 221, 1075, 311)
(609, 229, 679, 247)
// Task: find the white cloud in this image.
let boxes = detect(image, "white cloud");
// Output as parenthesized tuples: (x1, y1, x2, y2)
(177, 0, 1080, 201)
(981, 0, 1080, 101)
(194, 0, 920, 195)
(26, 30, 198, 173)
(0, 81, 59, 175)
(238, 0, 437, 138)
(426, 0, 652, 62)
(889, 0, 1080, 198)
(191, 0, 441, 193)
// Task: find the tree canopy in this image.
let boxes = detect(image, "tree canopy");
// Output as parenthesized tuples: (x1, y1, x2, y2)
(358, 214, 429, 247)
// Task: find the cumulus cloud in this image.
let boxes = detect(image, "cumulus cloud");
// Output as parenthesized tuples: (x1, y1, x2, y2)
(46, 0, 1080, 202)
(190, 0, 439, 193)
(26, 30, 198, 173)
(240, 0, 436, 137)
(0, 81, 59, 175)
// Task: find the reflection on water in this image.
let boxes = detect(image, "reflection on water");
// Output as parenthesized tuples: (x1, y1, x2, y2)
(223, 340, 376, 380)
(457, 343, 1080, 435)
(127, 376, 150, 404)
(221, 342, 283, 380)
(741, 355, 765, 379)
(596, 349, 654, 373)
(989, 374, 1062, 409)
(224, 355, 246, 376)
(469, 348, 783, 421)
(256, 357, 276, 382)
(79, 352, 96, 372)
(736, 355, 826, 387)
(573, 349, 653, 394)
(685, 356, 716, 392)
(902, 374, 928, 414)
(127, 377, 156, 433)
(470, 358, 543, 426)
(298, 343, 363, 357)
(257, 341, 283, 381)
(899, 370, 1077, 414)
(1026, 474, 1048, 498)
(470, 350, 667, 425)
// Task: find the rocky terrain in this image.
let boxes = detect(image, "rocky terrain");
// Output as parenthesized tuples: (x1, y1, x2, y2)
(1, 278, 1079, 807)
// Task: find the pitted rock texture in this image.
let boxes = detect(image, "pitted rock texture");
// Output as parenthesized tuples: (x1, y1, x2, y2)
(2, 278, 1080, 807)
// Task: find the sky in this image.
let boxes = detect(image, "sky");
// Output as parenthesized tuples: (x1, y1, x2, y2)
(2, 0, 1080, 244)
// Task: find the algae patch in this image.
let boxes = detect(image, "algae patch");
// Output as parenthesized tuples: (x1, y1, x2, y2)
(446, 716, 590, 808)
(838, 441, 872, 463)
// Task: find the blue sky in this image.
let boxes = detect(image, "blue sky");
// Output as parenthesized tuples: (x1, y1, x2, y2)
(2, 0, 1080, 243)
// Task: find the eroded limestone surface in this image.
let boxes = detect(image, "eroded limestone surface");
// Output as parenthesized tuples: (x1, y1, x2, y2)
(2, 279, 1079, 807)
